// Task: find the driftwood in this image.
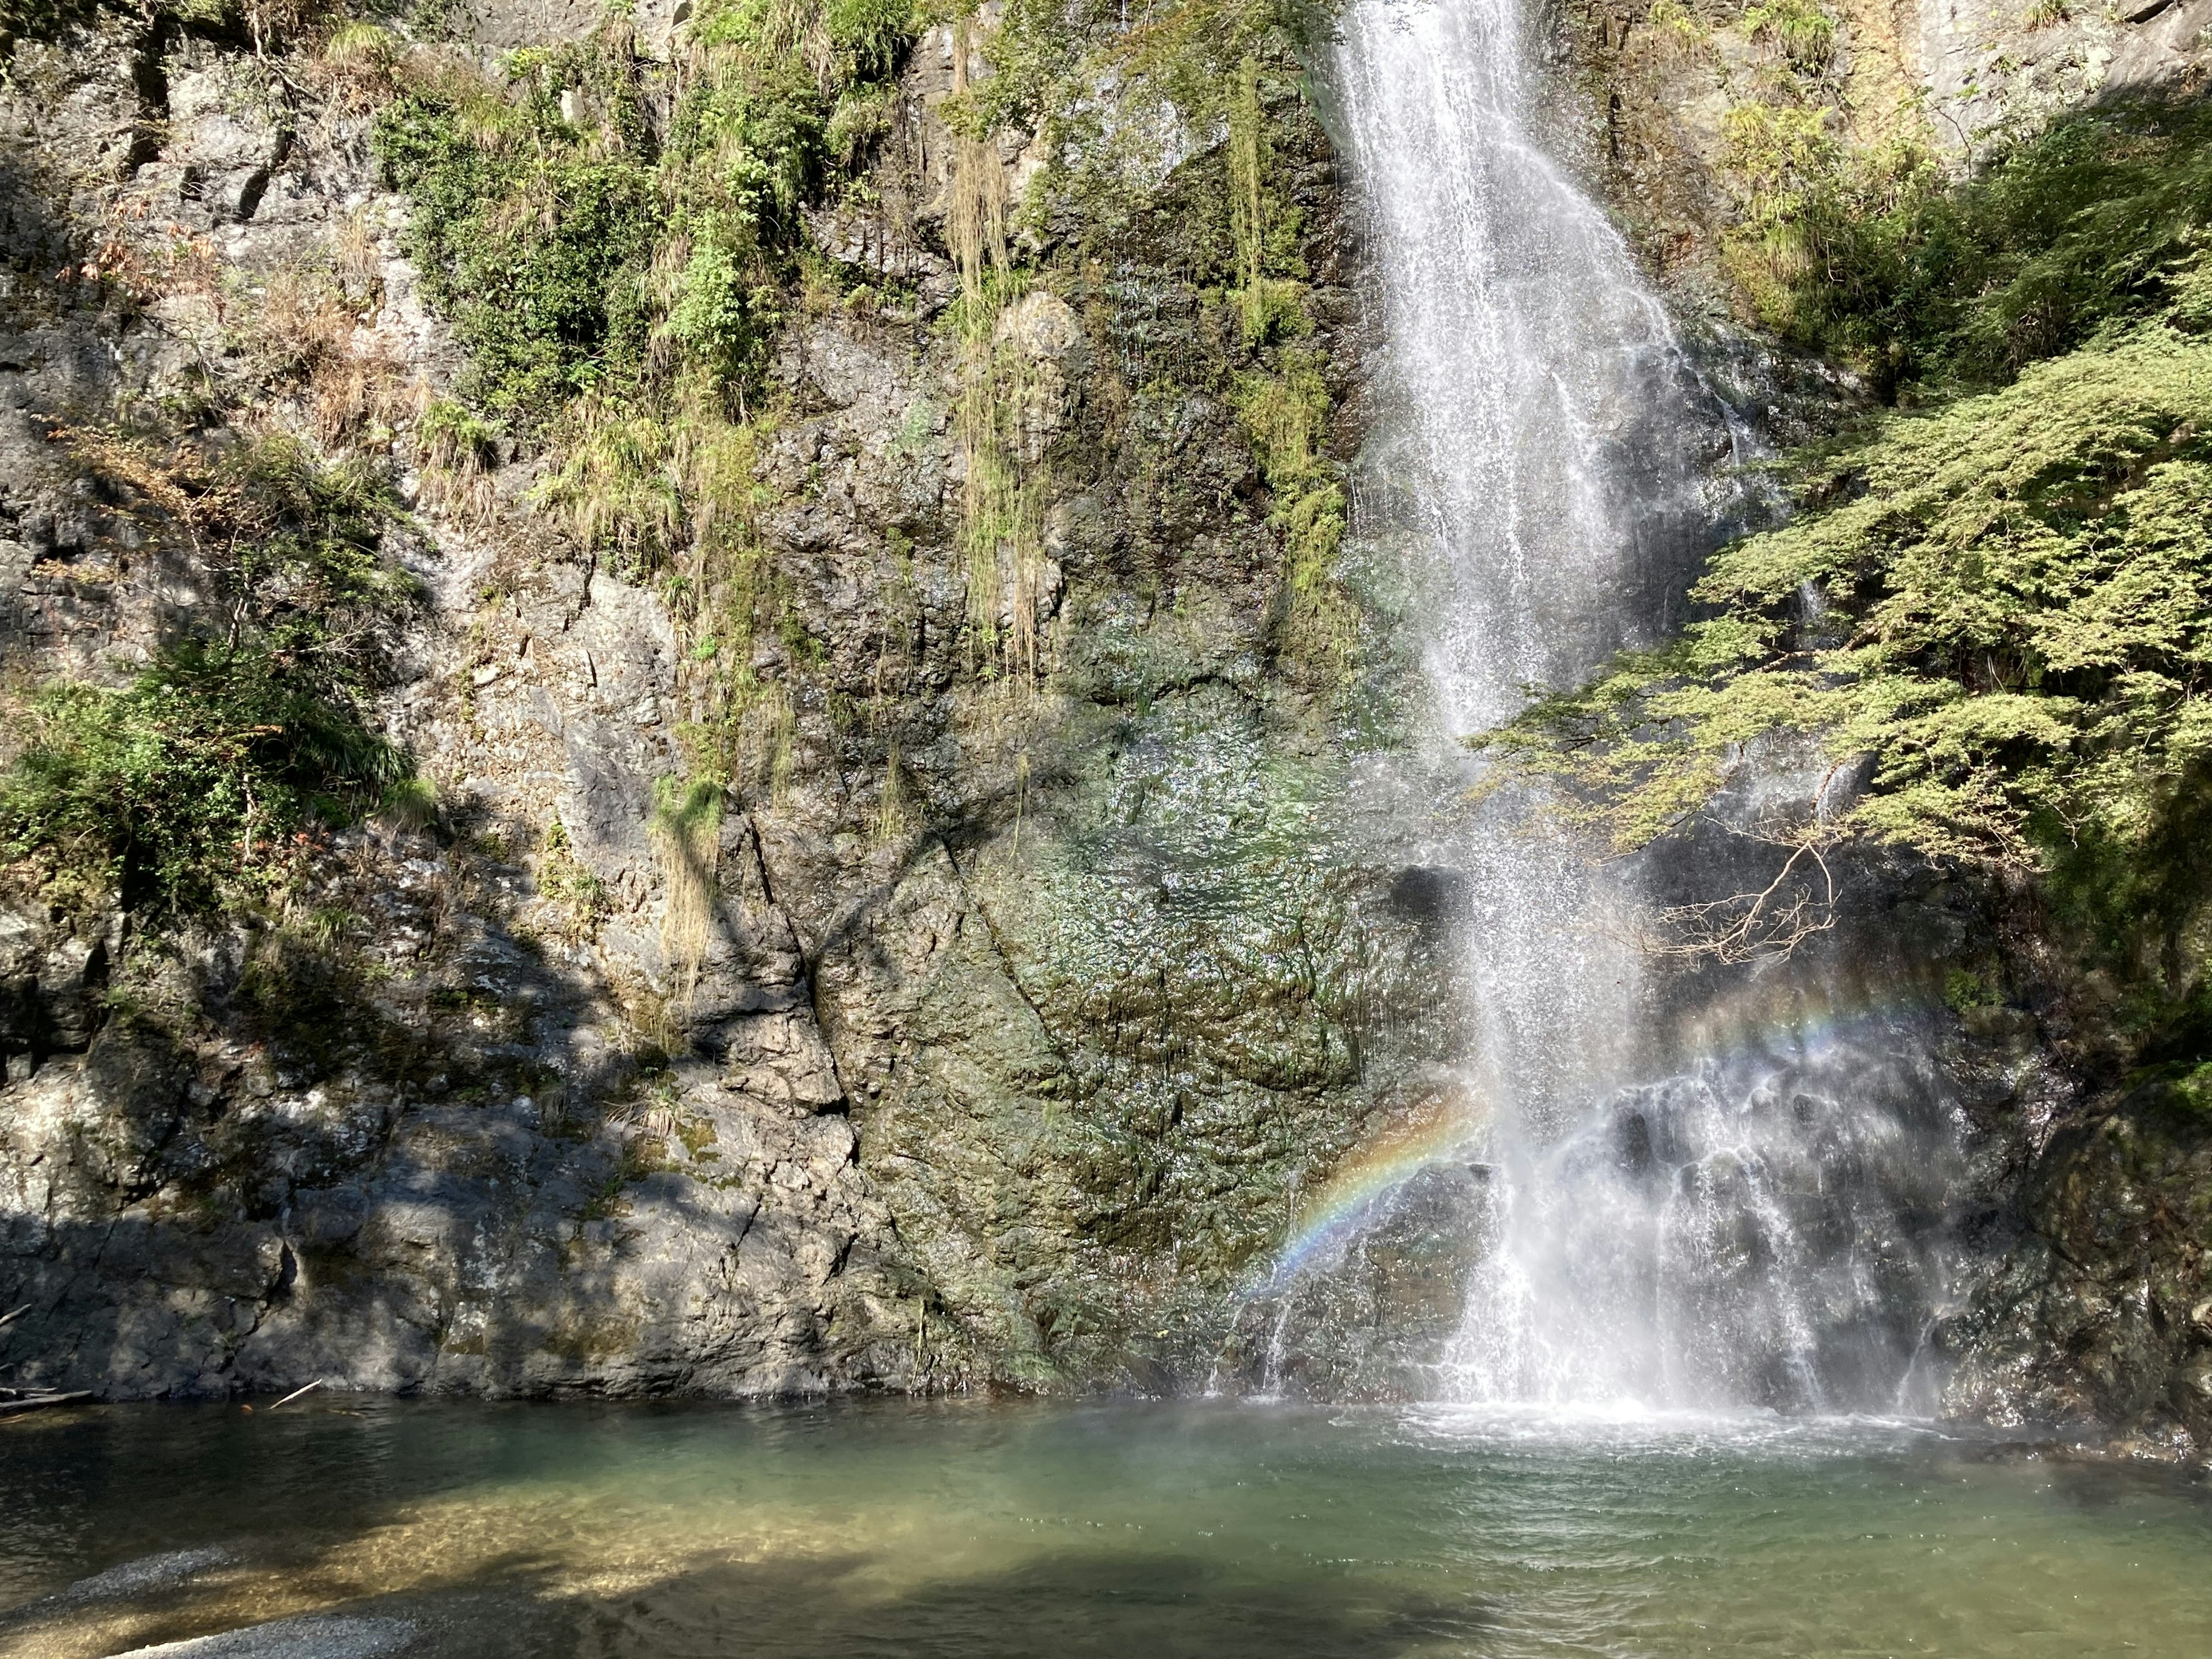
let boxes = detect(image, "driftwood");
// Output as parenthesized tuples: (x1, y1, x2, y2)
(0, 1306, 89, 1414)
(0, 1389, 94, 1415)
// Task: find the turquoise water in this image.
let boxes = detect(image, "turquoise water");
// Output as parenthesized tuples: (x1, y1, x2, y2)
(2, 1400, 2206, 1657)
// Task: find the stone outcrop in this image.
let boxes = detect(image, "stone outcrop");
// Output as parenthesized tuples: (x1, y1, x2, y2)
(1944, 1078, 2212, 1454)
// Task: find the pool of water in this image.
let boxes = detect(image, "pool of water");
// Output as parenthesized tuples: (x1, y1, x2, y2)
(2, 1399, 2206, 1657)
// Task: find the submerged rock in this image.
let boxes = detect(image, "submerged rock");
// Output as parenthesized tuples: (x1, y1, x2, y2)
(108, 1615, 416, 1659)
(56, 1547, 236, 1604)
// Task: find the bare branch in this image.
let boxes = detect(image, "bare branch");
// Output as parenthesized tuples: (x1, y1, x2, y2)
(1642, 819, 1843, 965)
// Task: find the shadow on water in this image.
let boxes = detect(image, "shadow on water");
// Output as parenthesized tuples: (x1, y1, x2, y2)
(571, 1551, 1501, 1659)
(2, 1445, 1503, 1658)
(9, 1552, 1499, 1659)
(0, 1399, 1501, 1659)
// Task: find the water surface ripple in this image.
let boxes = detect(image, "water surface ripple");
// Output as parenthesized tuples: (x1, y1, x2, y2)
(5, 1400, 2205, 1657)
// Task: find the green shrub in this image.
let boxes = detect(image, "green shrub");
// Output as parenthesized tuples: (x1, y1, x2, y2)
(373, 0, 918, 433)
(1490, 321, 2212, 862)
(374, 84, 660, 426)
(1741, 0, 1835, 73)
(1, 436, 419, 916)
(1487, 267, 2212, 1035)
(1, 645, 410, 914)
(220, 433, 421, 683)
(372, 0, 915, 584)
(1755, 98, 2212, 397)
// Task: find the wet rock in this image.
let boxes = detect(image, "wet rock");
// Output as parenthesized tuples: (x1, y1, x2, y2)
(1945, 1078, 2212, 1458)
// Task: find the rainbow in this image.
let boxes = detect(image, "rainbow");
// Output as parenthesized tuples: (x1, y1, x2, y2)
(1656, 965, 1946, 1076)
(1249, 966, 1953, 1295)
(1255, 1088, 1489, 1294)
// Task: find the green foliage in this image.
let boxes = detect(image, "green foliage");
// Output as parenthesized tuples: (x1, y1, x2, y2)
(374, 0, 916, 432)
(1490, 321, 2212, 865)
(1495, 96, 2212, 1055)
(416, 396, 501, 513)
(221, 433, 421, 682)
(0, 437, 417, 915)
(824, 0, 910, 75)
(664, 239, 778, 383)
(1489, 229, 2212, 1029)
(416, 397, 497, 466)
(372, 0, 918, 760)
(534, 393, 684, 559)
(1744, 99, 2212, 398)
(373, 65, 661, 427)
(1645, 0, 1709, 43)
(1, 645, 408, 916)
(1740, 0, 1835, 73)
(369, 0, 918, 751)
(2171, 1059, 2212, 1112)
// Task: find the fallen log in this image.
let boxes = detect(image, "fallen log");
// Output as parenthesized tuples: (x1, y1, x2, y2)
(0, 1390, 93, 1415)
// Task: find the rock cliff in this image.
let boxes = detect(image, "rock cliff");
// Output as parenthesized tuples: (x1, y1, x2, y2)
(0, 0, 1468, 1398)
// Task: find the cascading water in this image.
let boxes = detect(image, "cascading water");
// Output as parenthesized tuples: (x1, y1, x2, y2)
(1267, 0, 1968, 1413)
(1332, 0, 1717, 1156)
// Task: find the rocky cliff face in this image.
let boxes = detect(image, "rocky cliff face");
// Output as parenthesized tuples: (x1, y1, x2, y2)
(1944, 1075, 2212, 1457)
(0, 0, 1472, 1399)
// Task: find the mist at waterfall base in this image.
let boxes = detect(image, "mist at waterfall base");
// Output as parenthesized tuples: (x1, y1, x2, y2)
(1228, 0, 1970, 1413)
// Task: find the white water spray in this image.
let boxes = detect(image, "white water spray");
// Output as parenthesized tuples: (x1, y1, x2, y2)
(1318, 0, 1964, 1412)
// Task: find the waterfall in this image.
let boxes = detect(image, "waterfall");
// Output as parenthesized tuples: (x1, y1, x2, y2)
(1297, 0, 1965, 1414)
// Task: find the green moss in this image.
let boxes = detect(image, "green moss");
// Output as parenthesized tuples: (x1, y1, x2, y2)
(1235, 348, 1355, 675)
(979, 13, 1355, 685)
(1225, 54, 1309, 346)
(1739, 0, 1835, 74)
(1943, 966, 2004, 1014)
(2168, 1061, 2212, 1115)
